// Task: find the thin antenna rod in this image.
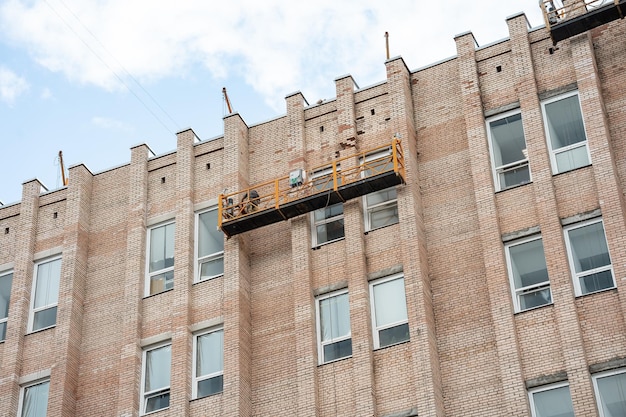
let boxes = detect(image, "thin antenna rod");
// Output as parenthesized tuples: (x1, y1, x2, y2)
(385, 32, 390, 60)
(222, 87, 233, 114)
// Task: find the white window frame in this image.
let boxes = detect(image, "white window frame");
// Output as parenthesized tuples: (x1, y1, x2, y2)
(369, 273, 409, 349)
(593, 368, 626, 417)
(17, 378, 50, 417)
(141, 342, 171, 415)
(194, 208, 224, 283)
(541, 91, 591, 174)
(361, 148, 399, 231)
(0, 270, 13, 342)
(564, 218, 615, 297)
(145, 220, 175, 296)
(28, 256, 62, 333)
(315, 289, 352, 365)
(486, 109, 531, 191)
(192, 327, 224, 399)
(528, 381, 575, 417)
(505, 235, 552, 313)
(310, 166, 344, 247)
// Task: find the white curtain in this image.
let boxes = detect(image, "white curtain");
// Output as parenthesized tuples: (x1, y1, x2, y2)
(145, 345, 171, 392)
(597, 373, 626, 417)
(22, 381, 49, 417)
(34, 259, 61, 309)
(320, 293, 350, 342)
(198, 211, 223, 258)
(149, 224, 175, 272)
(509, 239, 549, 289)
(545, 95, 586, 150)
(490, 113, 526, 167)
(197, 330, 224, 377)
(0, 272, 13, 318)
(373, 278, 407, 327)
(532, 385, 574, 417)
(569, 222, 610, 273)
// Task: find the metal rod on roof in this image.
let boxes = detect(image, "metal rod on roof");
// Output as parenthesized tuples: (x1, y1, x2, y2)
(385, 32, 390, 60)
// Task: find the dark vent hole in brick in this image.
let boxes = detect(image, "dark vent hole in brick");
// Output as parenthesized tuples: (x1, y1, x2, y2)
(53, 212, 58, 219)
(496, 65, 502, 72)
(161, 177, 166, 184)
(371, 109, 375, 115)
(320, 126, 324, 133)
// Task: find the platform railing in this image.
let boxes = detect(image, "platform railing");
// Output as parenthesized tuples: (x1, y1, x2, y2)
(540, 0, 619, 30)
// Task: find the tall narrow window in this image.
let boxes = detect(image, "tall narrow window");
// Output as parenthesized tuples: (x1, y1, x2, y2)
(316, 290, 352, 364)
(370, 274, 409, 348)
(196, 209, 224, 282)
(193, 328, 224, 399)
(542, 91, 590, 174)
(362, 148, 399, 231)
(18, 379, 50, 417)
(593, 369, 626, 417)
(0, 270, 13, 341)
(141, 343, 171, 415)
(564, 218, 614, 296)
(487, 110, 530, 190)
(528, 382, 575, 417)
(311, 166, 344, 247)
(30, 257, 61, 332)
(146, 221, 175, 296)
(505, 236, 552, 312)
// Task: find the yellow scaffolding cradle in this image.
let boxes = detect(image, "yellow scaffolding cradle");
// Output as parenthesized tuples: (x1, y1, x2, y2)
(218, 138, 406, 237)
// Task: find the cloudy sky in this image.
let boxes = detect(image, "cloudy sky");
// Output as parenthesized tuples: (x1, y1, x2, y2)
(0, 0, 545, 205)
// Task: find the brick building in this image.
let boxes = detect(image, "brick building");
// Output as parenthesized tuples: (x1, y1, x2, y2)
(1, 7, 626, 417)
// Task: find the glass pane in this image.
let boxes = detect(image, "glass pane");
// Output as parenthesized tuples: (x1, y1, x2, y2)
(314, 203, 343, 222)
(198, 210, 223, 258)
(197, 375, 224, 398)
(366, 187, 396, 206)
(597, 372, 626, 417)
(568, 222, 611, 273)
(0, 272, 13, 319)
(370, 205, 399, 230)
(580, 270, 614, 294)
(199, 257, 224, 280)
(532, 385, 575, 417)
(150, 270, 174, 295)
(489, 113, 526, 166)
(34, 259, 61, 309)
(555, 145, 589, 173)
(545, 95, 586, 150)
(150, 223, 175, 272)
(509, 239, 549, 289)
(379, 323, 410, 348)
(197, 330, 224, 377)
(0, 321, 6, 341)
(21, 380, 49, 417)
(320, 293, 350, 342)
(33, 307, 57, 331)
(145, 392, 169, 413)
(323, 339, 352, 362)
(373, 278, 408, 327)
(315, 219, 345, 245)
(499, 164, 530, 189)
(519, 288, 552, 310)
(145, 345, 171, 392)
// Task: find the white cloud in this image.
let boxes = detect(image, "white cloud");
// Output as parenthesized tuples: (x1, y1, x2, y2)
(0, 0, 545, 112)
(0, 66, 29, 105)
(92, 116, 133, 132)
(40, 87, 53, 100)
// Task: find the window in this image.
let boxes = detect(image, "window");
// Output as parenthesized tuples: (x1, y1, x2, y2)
(487, 110, 531, 190)
(0, 270, 13, 341)
(196, 209, 224, 282)
(505, 236, 552, 312)
(316, 290, 352, 364)
(542, 91, 590, 174)
(141, 343, 171, 415)
(593, 368, 626, 417)
(362, 149, 399, 231)
(370, 274, 409, 348)
(564, 218, 614, 296)
(29, 257, 61, 332)
(146, 221, 175, 296)
(311, 166, 344, 246)
(18, 379, 50, 417)
(193, 328, 224, 399)
(528, 382, 575, 417)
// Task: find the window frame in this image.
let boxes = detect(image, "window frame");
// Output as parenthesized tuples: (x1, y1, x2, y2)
(145, 220, 175, 296)
(563, 218, 615, 297)
(28, 256, 62, 333)
(541, 90, 591, 175)
(141, 342, 172, 415)
(0, 269, 13, 342)
(369, 273, 410, 349)
(361, 148, 399, 231)
(17, 378, 50, 417)
(592, 368, 626, 417)
(192, 327, 224, 399)
(504, 235, 552, 313)
(310, 166, 345, 247)
(194, 208, 224, 283)
(486, 109, 531, 191)
(528, 381, 575, 417)
(315, 289, 352, 365)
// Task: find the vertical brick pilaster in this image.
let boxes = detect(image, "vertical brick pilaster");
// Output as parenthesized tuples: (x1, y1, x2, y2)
(0, 179, 42, 416)
(335, 75, 358, 151)
(116, 144, 151, 417)
(385, 56, 444, 417)
(286, 91, 308, 170)
(455, 31, 526, 416)
(50, 164, 93, 417)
